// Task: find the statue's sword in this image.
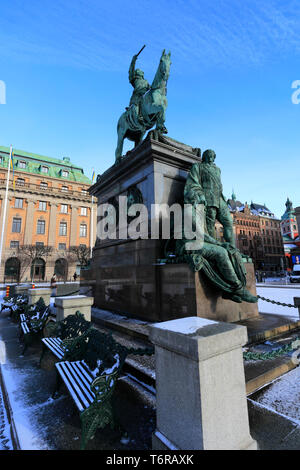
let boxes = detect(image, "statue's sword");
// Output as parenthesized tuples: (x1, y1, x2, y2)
(136, 44, 146, 57)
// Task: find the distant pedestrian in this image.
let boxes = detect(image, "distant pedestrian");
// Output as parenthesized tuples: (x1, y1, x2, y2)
(50, 273, 57, 296)
(73, 272, 78, 282)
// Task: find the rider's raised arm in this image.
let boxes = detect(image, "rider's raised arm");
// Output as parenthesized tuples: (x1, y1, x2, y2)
(129, 55, 138, 86)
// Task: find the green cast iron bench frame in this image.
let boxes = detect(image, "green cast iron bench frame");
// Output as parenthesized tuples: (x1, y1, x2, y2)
(1, 294, 28, 318)
(53, 327, 154, 450)
(39, 311, 92, 364)
(20, 306, 52, 355)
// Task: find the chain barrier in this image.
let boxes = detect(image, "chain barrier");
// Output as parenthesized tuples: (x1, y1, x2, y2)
(244, 295, 299, 361)
(243, 338, 300, 362)
(257, 295, 297, 309)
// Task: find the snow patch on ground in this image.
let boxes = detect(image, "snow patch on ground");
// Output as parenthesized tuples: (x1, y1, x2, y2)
(0, 381, 12, 450)
(257, 286, 300, 318)
(253, 366, 300, 424)
(0, 364, 53, 450)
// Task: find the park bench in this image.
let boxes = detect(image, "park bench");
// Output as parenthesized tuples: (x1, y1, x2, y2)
(20, 306, 52, 354)
(39, 311, 91, 364)
(19, 297, 47, 323)
(53, 327, 154, 450)
(0, 294, 28, 318)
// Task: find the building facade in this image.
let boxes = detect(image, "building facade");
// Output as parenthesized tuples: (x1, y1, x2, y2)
(227, 193, 285, 271)
(0, 145, 96, 282)
(280, 198, 300, 269)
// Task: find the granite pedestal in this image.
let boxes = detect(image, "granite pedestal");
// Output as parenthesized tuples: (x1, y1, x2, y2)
(150, 317, 257, 450)
(55, 295, 94, 321)
(82, 136, 259, 323)
(28, 288, 52, 306)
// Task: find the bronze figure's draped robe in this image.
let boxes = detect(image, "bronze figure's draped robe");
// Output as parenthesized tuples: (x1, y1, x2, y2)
(178, 150, 257, 304)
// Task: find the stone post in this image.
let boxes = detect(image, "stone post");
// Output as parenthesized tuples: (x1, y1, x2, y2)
(55, 295, 93, 321)
(150, 317, 257, 451)
(28, 288, 52, 306)
(294, 297, 300, 317)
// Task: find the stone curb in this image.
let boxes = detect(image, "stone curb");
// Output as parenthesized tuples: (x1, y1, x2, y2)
(0, 364, 20, 450)
(246, 359, 298, 396)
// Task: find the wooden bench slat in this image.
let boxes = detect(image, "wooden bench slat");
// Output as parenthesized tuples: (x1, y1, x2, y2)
(42, 338, 65, 359)
(65, 362, 95, 404)
(56, 361, 95, 412)
(56, 362, 86, 412)
(21, 322, 30, 335)
(60, 361, 94, 410)
(68, 361, 95, 393)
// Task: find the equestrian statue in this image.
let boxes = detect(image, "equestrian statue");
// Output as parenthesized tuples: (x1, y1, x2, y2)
(115, 46, 171, 162)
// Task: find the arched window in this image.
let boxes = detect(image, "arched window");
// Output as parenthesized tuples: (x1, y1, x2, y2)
(31, 258, 45, 281)
(5, 257, 20, 281)
(55, 258, 68, 280)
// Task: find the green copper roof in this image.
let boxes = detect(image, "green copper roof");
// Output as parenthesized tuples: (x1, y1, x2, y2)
(0, 145, 91, 184)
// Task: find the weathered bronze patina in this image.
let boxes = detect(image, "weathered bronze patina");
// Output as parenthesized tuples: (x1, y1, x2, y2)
(115, 49, 171, 162)
(178, 149, 258, 304)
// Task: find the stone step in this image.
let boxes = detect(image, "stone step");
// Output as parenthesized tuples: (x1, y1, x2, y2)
(92, 308, 300, 399)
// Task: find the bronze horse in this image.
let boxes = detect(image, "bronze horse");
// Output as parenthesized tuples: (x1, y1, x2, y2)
(115, 50, 171, 162)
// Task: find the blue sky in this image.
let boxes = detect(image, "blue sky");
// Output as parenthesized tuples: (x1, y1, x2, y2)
(0, 0, 300, 218)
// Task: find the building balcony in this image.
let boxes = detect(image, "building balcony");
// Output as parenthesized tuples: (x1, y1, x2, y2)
(0, 179, 92, 202)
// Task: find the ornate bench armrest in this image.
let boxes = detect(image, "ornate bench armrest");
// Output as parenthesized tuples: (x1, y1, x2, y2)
(90, 369, 119, 403)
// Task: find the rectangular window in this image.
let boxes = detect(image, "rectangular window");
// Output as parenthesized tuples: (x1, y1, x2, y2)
(12, 217, 22, 233)
(40, 182, 48, 190)
(81, 189, 88, 195)
(10, 240, 19, 249)
(81, 207, 87, 216)
(41, 166, 49, 173)
(39, 201, 47, 211)
(37, 219, 45, 234)
(15, 198, 23, 208)
(61, 204, 68, 214)
(36, 242, 44, 248)
(62, 170, 69, 178)
(59, 222, 67, 236)
(16, 178, 25, 186)
(58, 243, 66, 250)
(61, 186, 68, 192)
(19, 161, 26, 169)
(80, 224, 87, 237)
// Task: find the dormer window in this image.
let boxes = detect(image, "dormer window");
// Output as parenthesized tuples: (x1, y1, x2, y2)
(61, 170, 69, 178)
(41, 165, 49, 174)
(19, 161, 26, 169)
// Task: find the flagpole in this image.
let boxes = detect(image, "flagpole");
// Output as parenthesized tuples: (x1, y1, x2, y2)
(0, 145, 12, 273)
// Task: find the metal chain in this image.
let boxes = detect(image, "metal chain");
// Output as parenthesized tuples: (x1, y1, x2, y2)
(257, 295, 297, 308)
(243, 338, 300, 361)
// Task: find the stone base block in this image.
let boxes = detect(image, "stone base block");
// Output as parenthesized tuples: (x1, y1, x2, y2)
(28, 288, 52, 306)
(83, 262, 258, 323)
(54, 295, 94, 321)
(150, 317, 257, 450)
